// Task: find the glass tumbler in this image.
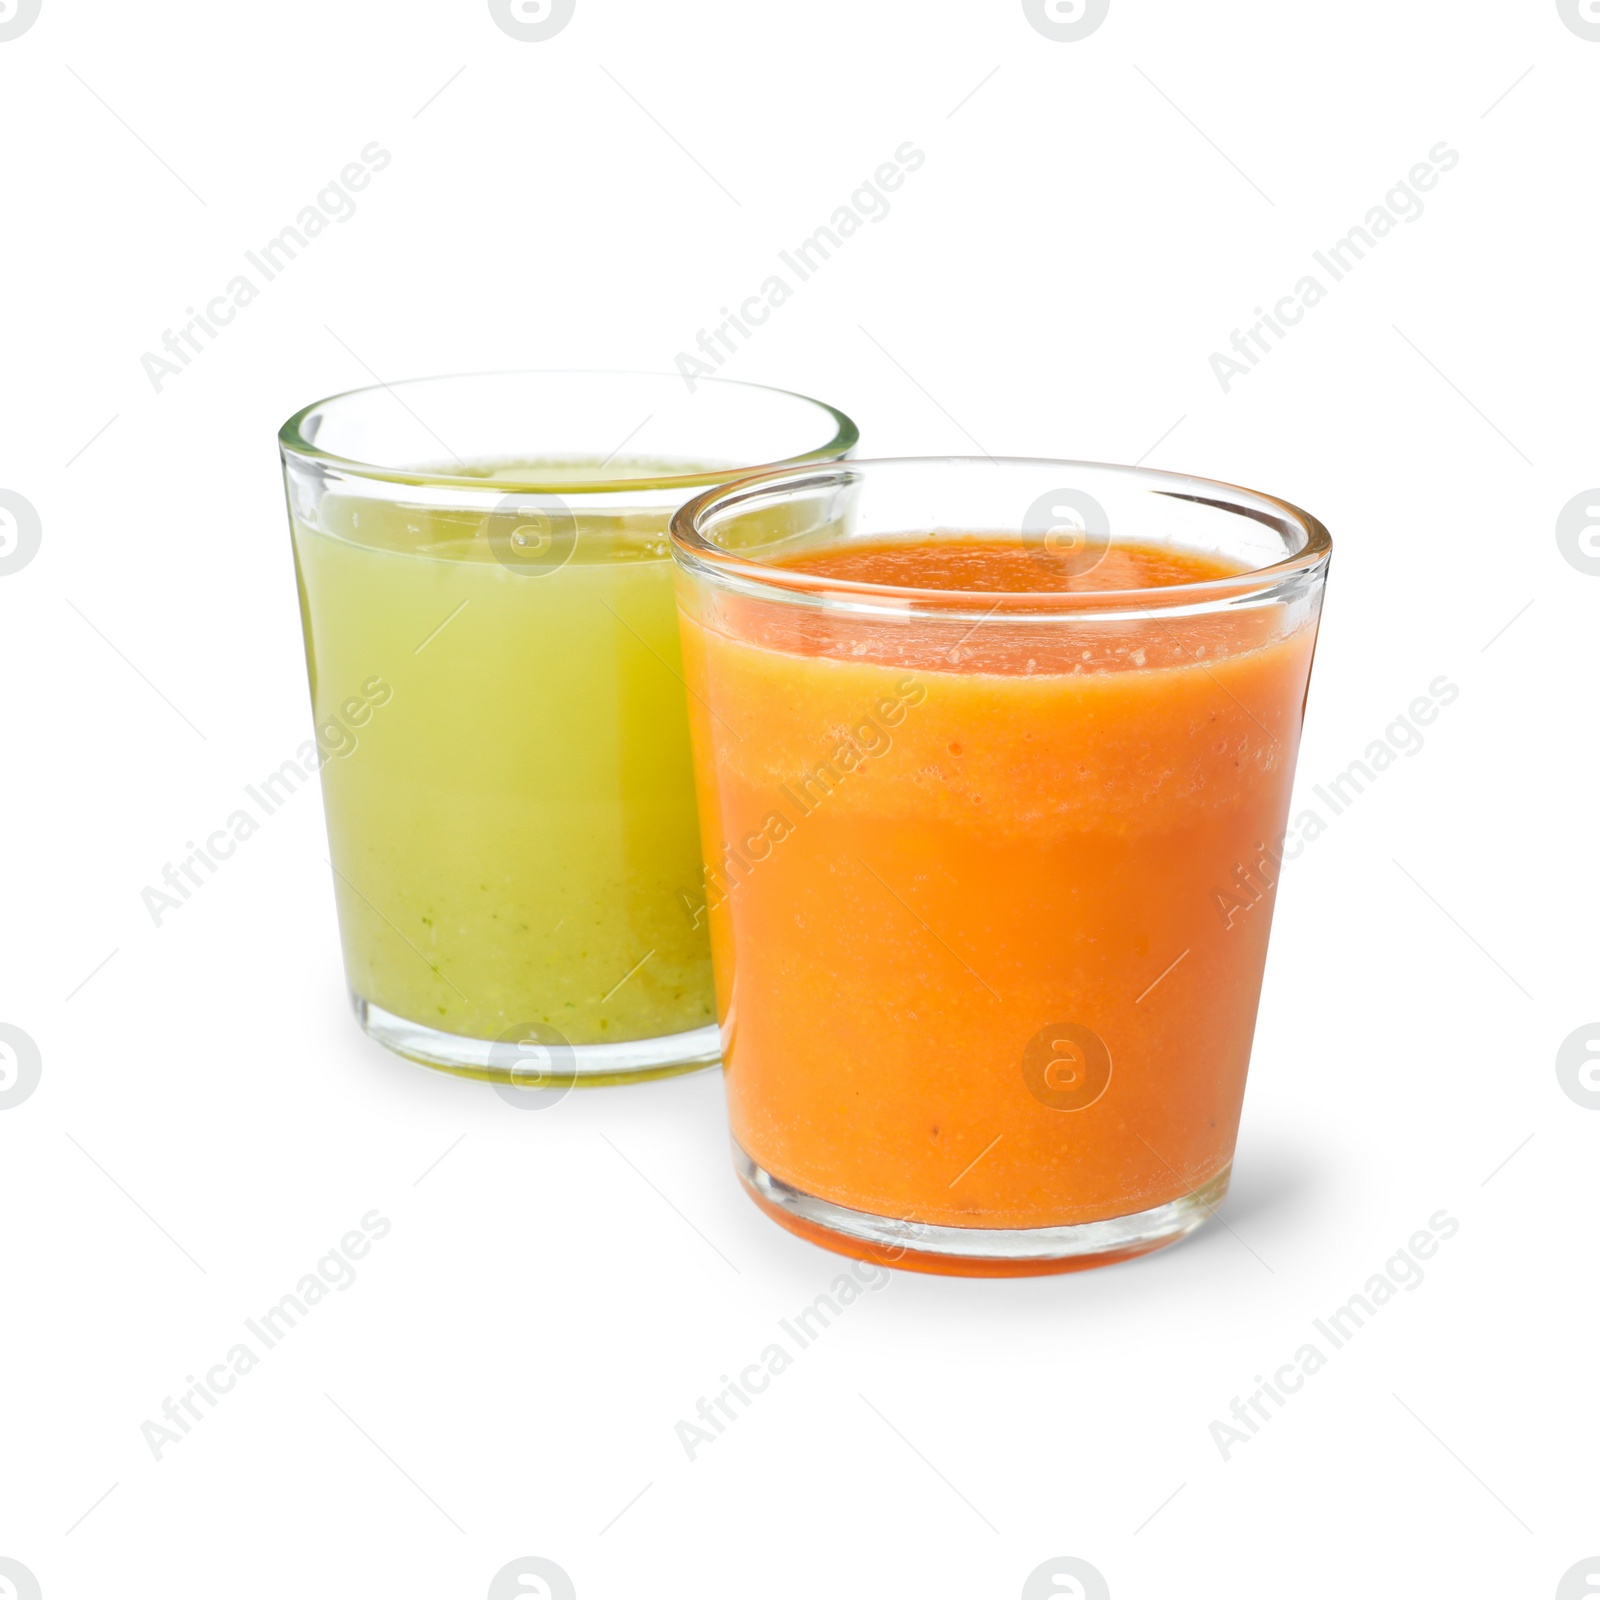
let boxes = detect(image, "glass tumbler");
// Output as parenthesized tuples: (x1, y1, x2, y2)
(670, 458, 1330, 1272)
(279, 372, 857, 1083)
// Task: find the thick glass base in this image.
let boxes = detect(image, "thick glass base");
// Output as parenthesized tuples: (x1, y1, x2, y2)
(352, 993, 721, 1086)
(735, 1145, 1230, 1277)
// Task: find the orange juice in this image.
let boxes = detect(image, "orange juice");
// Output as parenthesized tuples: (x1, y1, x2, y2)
(677, 528, 1323, 1274)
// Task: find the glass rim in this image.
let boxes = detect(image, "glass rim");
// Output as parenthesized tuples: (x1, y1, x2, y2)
(276, 368, 860, 494)
(670, 456, 1333, 618)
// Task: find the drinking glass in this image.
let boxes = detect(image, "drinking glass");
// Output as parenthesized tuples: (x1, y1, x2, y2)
(670, 458, 1330, 1271)
(280, 372, 856, 1083)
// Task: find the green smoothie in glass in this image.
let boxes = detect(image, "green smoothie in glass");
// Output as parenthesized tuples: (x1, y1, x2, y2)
(279, 374, 856, 1083)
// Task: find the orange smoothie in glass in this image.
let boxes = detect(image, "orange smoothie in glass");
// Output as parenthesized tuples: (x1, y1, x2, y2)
(672, 459, 1330, 1275)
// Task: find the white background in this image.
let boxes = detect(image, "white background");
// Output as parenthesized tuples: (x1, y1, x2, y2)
(3, 2, 1596, 1596)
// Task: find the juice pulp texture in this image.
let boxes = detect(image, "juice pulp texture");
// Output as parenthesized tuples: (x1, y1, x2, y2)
(678, 537, 1319, 1229)
(291, 459, 714, 1045)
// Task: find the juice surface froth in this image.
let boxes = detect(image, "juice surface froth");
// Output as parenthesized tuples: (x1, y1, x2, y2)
(678, 535, 1318, 1235)
(777, 536, 1244, 593)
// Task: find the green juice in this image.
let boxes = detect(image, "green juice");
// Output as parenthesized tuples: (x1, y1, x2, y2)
(290, 460, 714, 1050)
